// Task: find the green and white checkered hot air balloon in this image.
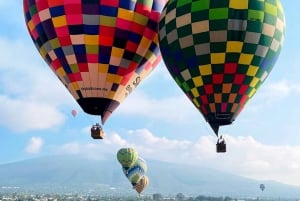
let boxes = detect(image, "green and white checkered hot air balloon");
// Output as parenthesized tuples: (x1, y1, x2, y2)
(159, 0, 285, 135)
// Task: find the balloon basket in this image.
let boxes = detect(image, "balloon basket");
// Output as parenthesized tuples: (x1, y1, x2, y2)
(216, 143, 226, 153)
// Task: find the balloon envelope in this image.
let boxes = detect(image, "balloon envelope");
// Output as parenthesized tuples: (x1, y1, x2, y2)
(135, 175, 149, 194)
(23, 0, 165, 124)
(159, 0, 285, 135)
(260, 183, 265, 191)
(125, 165, 145, 186)
(71, 109, 77, 117)
(123, 157, 147, 174)
(117, 148, 138, 170)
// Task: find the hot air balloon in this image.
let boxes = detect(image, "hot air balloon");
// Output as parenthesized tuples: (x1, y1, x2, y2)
(158, 0, 285, 150)
(23, 0, 165, 138)
(123, 156, 148, 186)
(135, 175, 149, 195)
(260, 183, 265, 192)
(71, 109, 78, 117)
(125, 165, 145, 186)
(117, 148, 138, 170)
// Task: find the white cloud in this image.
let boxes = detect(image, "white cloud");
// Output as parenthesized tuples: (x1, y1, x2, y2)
(0, 35, 75, 132)
(0, 95, 66, 132)
(52, 129, 300, 187)
(25, 137, 44, 154)
(258, 80, 300, 103)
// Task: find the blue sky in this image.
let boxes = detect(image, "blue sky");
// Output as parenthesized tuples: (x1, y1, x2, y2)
(1, 1, 300, 187)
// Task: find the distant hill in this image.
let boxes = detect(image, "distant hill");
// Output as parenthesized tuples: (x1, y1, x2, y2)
(0, 155, 299, 198)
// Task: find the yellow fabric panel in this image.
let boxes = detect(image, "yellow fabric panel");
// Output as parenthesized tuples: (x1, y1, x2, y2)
(265, 2, 278, 16)
(98, 64, 109, 73)
(84, 35, 99, 45)
(28, 20, 35, 32)
(199, 64, 212, 75)
(249, 77, 259, 88)
(56, 67, 66, 77)
(226, 41, 243, 52)
(107, 74, 122, 84)
(191, 88, 199, 97)
(72, 82, 80, 91)
(139, 36, 151, 49)
(239, 53, 254, 65)
(229, 0, 248, 9)
(108, 91, 116, 99)
(192, 98, 200, 107)
(192, 76, 203, 87)
(248, 88, 256, 98)
(52, 16, 67, 27)
(118, 8, 134, 20)
(211, 53, 226, 64)
(111, 47, 124, 58)
(247, 65, 259, 76)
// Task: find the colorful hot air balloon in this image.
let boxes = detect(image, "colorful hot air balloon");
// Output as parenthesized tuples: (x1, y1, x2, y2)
(125, 165, 145, 186)
(117, 148, 138, 170)
(158, 0, 285, 136)
(123, 156, 148, 186)
(135, 175, 149, 195)
(23, 0, 165, 127)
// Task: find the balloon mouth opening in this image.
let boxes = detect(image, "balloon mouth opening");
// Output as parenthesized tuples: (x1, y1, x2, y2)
(206, 112, 234, 135)
(77, 98, 119, 124)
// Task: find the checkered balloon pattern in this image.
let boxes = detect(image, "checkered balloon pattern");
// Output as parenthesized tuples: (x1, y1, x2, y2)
(159, 0, 285, 134)
(23, 0, 164, 124)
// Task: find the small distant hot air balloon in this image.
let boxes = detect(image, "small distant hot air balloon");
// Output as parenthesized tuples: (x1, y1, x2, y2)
(159, 0, 285, 151)
(71, 109, 78, 117)
(117, 148, 138, 170)
(135, 175, 149, 195)
(23, 0, 166, 138)
(260, 183, 265, 192)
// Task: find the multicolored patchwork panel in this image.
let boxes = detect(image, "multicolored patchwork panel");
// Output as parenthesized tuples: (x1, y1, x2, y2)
(159, 0, 285, 134)
(23, 0, 164, 124)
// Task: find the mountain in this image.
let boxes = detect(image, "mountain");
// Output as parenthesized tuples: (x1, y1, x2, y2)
(0, 155, 299, 198)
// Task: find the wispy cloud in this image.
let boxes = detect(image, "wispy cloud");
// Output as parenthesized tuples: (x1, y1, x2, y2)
(257, 80, 300, 103)
(51, 129, 300, 187)
(0, 36, 75, 132)
(25, 137, 44, 154)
